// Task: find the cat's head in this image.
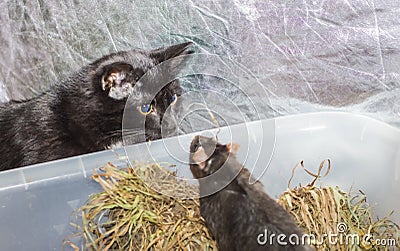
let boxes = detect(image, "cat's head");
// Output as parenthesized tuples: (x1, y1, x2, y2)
(81, 42, 193, 146)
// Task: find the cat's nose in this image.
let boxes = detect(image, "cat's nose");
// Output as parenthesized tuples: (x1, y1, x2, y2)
(161, 116, 178, 138)
(161, 127, 177, 138)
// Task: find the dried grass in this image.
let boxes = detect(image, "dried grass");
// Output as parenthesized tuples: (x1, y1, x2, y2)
(65, 159, 399, 251)
(277, 160, 400, 251)
(64, 162, 217, 251)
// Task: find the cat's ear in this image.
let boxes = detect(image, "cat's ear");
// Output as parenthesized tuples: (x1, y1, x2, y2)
(150, 42, 193, 65)
(100, 62, 132, 91)
(99, 62, 134, 100)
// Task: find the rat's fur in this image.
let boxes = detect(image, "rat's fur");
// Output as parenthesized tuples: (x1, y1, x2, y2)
(0, 42, 192, 171)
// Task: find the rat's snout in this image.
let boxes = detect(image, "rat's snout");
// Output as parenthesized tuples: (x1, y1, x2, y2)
(190, 135, 218, 172)
(190, 136, 207, 169)
(192, 145, 209, 169)
(190, 135, 201, 153)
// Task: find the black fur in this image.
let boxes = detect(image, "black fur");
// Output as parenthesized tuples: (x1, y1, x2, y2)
(189, 136, 314, 251)
(0, 42, 193, 171)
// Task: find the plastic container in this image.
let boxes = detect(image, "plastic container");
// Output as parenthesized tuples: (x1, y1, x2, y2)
(0, 112, 399, 251)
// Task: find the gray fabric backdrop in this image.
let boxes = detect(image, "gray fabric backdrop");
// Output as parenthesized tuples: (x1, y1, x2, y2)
(1, 0, 399, 128)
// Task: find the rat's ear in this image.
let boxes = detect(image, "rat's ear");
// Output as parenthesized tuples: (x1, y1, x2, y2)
(150, 42, 193, 65)
(100, 62, 133, 91)
(226, 143, 240, 155)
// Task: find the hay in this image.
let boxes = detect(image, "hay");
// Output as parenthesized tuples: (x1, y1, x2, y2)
(277, 160, 400, 251)
(64, 162, 217, 251)
(64, 159, 399, 251)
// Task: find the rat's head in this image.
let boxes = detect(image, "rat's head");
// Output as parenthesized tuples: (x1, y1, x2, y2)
(189, 135, 240, 179)
(84, 42, 193, 144)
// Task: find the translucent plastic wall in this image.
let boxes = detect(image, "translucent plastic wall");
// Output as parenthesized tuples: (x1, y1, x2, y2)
(1, 0, 399, 127)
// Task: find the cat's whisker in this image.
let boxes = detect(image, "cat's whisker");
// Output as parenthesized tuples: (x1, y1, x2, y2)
(103, 129, 147, 148)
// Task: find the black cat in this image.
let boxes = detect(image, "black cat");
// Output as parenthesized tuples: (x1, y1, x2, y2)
(189, 136, 314, 251)
(0, 42, 193, 171)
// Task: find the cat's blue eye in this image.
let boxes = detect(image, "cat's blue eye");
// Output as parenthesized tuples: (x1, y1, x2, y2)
(170, 94, 178, 106)
(139, 104, 153, 115)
